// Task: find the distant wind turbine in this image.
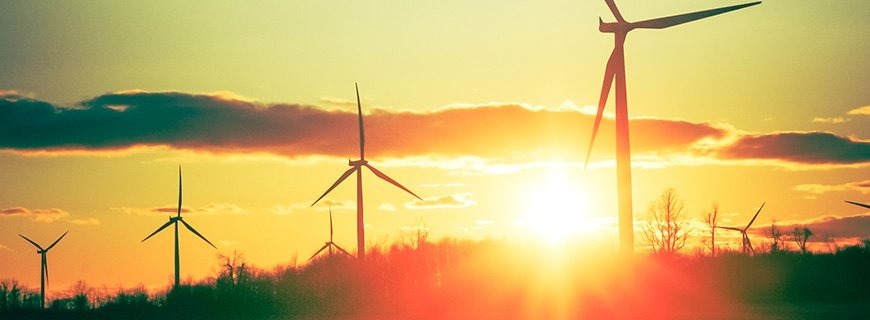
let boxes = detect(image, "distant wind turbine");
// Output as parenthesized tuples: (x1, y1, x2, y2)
(308, 206, 353, 261)
(142, 166, 216, 289)
(584, 0, 761, 255)
(19, 231, 68, 309)
(845, 200, 869, 209)
(311, 83, 422, 259)
(715, 202, 765, 255)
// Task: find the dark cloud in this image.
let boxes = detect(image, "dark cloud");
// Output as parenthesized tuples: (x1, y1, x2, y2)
(717, 132, 870, 164)
(1, 90, 866, 166)
(770, 214, 870, 239)
(0, 91, 726, 159)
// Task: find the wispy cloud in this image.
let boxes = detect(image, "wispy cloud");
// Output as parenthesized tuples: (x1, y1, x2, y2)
(273, 199, 354, 215)
(812, 117, 848, 124)
(319, 97, 357, 107)
(69, 217, 101, 225)
(116, 203, 248, 216)
(846, 105, 870, 116)
(794, 179, 870, 195)
(0, 207, 69, 222)
(405, 193, 476, 210)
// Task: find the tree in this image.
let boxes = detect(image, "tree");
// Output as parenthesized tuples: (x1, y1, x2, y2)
(703, 202, 720, 256)
(792, 226, 813, 254)
(641, 188, 690, 255)
(769, 219, 785, 253)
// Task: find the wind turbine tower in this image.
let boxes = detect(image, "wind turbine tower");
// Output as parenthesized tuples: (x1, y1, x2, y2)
(142, 166, 216, 289)
(585, 0, 761, 255)
(312, 83, 422, 259)
(19, 231, 68, 308)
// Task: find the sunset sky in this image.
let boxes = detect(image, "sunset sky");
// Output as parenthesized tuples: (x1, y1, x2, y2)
(1, 0, 868, 292)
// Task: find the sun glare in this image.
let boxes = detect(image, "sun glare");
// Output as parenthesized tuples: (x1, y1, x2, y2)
(516, 172, 599, 245)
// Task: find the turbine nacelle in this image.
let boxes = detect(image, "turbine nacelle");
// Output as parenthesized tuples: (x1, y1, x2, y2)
(349, 159, 368, 167)
(598, 18, 631, 33)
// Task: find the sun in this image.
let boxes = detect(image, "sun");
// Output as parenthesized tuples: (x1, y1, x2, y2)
(516, 171, 600, 245)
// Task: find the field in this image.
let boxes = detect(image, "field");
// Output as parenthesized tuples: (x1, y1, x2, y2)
(2, 238, 868, 319)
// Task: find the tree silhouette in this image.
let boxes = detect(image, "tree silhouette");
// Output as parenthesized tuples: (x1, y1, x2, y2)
(641, 188, 690, 255)
(703, 202, 720, 256)
(792, 226, 813, 254)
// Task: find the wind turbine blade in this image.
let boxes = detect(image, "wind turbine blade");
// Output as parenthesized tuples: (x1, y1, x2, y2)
(180, 220, 217, 249)
(333, 244, 353, 257)
(311, 167, 358, 206)
(584, 49, 618, 169)
(744, 202, 765, 230)
(45, 231, 68, 251)
(308, 244, 330, 261)
(715, 226, 742, 232)
(364, 164, 422, 200)
(142, 220, 174, 242)
(18, 234, 44, 251)
(356, 82, 365, 160)
(845, 200, 870, 209)
(603, 0, 625, 22)
(631, 2, 760, 29)
(177, 166, 183, 217)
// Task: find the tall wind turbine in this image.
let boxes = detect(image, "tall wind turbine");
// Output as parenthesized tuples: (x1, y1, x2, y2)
(142, 166, 216, 289)
(308, 206, 353, 261)
(715, 203, 764, 255)
(845, 200, 869, 209)
(311, 83, 422, 259)
(19, 231, 68, 308)
(584, 0, 761, 255)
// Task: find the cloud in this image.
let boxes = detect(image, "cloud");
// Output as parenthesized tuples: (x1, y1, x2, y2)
(0, 207, 69, 222)
(69, 218, 101, 225)
(319, 97, 357, 107)
(764, 214, 870, 240)
(405, 193, 477, 210)
(716, 132, 870, 165)
(846, 105, 870, 116)
(118, 203, 248, 216)
(379, 203, 397, 212)
(1, 91, 866, 167)
(0, 91, 726, 160)
(272, 199, 353, 215)
(794, 179, 870, 195)
(812, 117, 848, 124)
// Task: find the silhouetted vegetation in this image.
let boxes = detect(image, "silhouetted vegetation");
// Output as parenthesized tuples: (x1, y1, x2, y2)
(1, 237, 868, 319)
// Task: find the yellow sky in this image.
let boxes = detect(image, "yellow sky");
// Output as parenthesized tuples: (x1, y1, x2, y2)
(0, 0, 868, 292)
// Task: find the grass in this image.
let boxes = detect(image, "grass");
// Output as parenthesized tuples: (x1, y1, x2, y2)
(1, 238, 868, 319)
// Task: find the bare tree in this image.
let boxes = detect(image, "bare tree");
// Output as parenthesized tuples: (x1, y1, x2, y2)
(218, 251, 249, 286)
(703, 202, 720, 256)
(792, 226, 813, 254)
(822, 233, 839, 253)
(769, 219, 785, 253)
(642, 188, 690, 255)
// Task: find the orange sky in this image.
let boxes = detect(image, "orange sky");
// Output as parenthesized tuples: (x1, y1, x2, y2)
(0, 0, 868, 293)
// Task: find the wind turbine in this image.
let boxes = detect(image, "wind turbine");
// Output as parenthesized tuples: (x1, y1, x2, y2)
(715, 203, 764, 255)
(584, 0, 761, 255)
(19, 231, 68, 308)
(308, 206, 353, 261)
(845, 200, 869, 209)
(311, 83, 422, 259)
(142, 166, 216, 289)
